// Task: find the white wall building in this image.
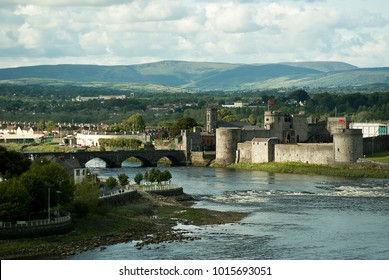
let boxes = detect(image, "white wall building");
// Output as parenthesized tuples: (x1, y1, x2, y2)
(350, 123, 388, 138)
(76, 132, 146, 147)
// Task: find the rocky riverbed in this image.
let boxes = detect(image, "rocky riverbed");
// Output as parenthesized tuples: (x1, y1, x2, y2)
(0, 192, 249, 259)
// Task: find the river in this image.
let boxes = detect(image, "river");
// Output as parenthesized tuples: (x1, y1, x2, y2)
(68, 163, 389, 260)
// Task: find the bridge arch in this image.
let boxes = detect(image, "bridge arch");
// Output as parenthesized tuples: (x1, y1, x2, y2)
(120, 155, 156, 167)
(24, 150, 187, 169)
(85, 158, 107, 168)
(156, 155, 179, 166)
(121, 157, 142, 168)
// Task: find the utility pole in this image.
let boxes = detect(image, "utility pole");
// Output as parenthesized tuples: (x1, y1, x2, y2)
(48, 188, 50, 222)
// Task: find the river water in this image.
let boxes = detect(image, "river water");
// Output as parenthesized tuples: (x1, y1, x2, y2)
(68, 164, 389, 260)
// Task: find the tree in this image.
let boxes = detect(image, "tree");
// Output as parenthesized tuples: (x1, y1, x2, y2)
(99, 138, 142, 151)
(72, 178, 100, 217)
(134, 172, 143, 185)
(169, 117, 198, 137)
(0, 147, 31, 179)
(105, 176, 118, 190)
(117, 173, 129, 187)
(45, 120, 56, 133)
(160, 170, 172, 184)
(19, 160, 75, 213)
(288, 89, 310, 103)
(247, 114, 257, 125)
(0, 178, 31, 221)
(123, 113, 146, 132)
(144, 171, 149, 183)
(218, 108, 237, 122)
(147, 168, 159, 184)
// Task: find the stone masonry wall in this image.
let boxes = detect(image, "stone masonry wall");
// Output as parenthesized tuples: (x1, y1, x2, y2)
(237, 142, 252, 163)
(275, 143, 334, 165)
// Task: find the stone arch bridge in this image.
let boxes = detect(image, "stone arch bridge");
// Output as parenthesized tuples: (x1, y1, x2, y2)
(24, 150, 188, 168)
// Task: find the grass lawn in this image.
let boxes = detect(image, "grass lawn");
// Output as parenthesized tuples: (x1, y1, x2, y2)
(366, 152, 389, 164)
(229, 161, 389, 178)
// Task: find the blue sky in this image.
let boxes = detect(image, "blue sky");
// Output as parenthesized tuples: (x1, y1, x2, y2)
(0, 0, 388, 68)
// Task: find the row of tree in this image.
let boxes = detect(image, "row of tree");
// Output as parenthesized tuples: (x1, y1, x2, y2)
(104, 168, 173, 190)
(99, 138, 142, 151)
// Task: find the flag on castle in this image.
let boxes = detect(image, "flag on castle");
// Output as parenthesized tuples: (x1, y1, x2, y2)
(267, 99, 275, 110)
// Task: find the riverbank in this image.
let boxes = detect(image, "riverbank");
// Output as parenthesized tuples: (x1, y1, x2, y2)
(0, 191, 249, 260)
(229, 161, 389, 178)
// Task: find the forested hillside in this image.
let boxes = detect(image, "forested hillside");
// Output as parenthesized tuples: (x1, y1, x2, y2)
(1, 60, 388, 90)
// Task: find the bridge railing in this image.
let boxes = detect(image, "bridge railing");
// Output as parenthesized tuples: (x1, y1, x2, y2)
(138, 184, 181, 192)
(0, 214, 71, 229)
(99, 188, 137, 198)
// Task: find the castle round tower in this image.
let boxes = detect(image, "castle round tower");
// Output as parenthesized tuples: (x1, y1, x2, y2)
(215, 128, 242, 165)
(264, 111, 276, 129)
(333, 129, 363, 163)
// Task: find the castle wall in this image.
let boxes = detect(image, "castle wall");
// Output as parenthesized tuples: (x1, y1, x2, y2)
(181, 128, 202, 152)
(241, 129, 270, 141)
(215, 128, 242, 165)
(237, 142, 252, 163)
(216, 112, 365, 166)
(252, 138, 279, 163)
(292, 114, 309, 142)
(363, 135, 389, 155)
(274, 143, 334, 165)
(327, 117, 350, 135)
(263, 111, 308, 143)
(189, 151, 215, 166)
(333, 129, 363, 162)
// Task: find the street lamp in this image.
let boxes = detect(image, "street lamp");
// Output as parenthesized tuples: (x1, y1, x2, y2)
(56, 191, 62, 217)
(48, 188, 62, 221)
(56, 191, 61, 207)
(48, 188, 51, 222)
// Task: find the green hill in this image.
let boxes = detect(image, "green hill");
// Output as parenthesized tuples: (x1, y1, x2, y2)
(0, 60, 387, 90)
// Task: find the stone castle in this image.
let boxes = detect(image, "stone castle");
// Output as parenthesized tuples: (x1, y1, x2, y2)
(212, 108, 364, 166)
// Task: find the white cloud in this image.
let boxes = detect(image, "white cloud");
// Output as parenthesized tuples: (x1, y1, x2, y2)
(2, 0, 129, 7)
(0, 0, 388, 68)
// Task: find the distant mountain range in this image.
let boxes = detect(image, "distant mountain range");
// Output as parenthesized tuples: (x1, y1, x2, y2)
(0, 60, 388, 90)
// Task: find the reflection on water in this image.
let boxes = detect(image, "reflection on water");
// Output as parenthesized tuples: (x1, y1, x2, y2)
(69, 166, 389, 260)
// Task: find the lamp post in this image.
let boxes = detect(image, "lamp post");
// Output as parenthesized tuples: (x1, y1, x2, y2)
(48, 188, 62, 221)
(48, 188, 50, 222)
(56, 191, 62, 217)
(56, 191, 61, 206)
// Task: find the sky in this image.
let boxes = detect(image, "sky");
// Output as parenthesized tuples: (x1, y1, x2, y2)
(0, 0, 388, 68)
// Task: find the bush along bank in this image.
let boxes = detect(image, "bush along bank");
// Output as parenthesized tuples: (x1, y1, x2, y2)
(229, 161, 389, 178)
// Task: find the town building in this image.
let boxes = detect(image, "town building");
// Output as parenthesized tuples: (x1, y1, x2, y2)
(0, 123, 45, 144)
(76, 131, 146, 147)
(349, 122, 388, 138)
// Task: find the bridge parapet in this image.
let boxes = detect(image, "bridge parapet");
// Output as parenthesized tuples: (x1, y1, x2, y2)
(24, 150, 188, 168)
